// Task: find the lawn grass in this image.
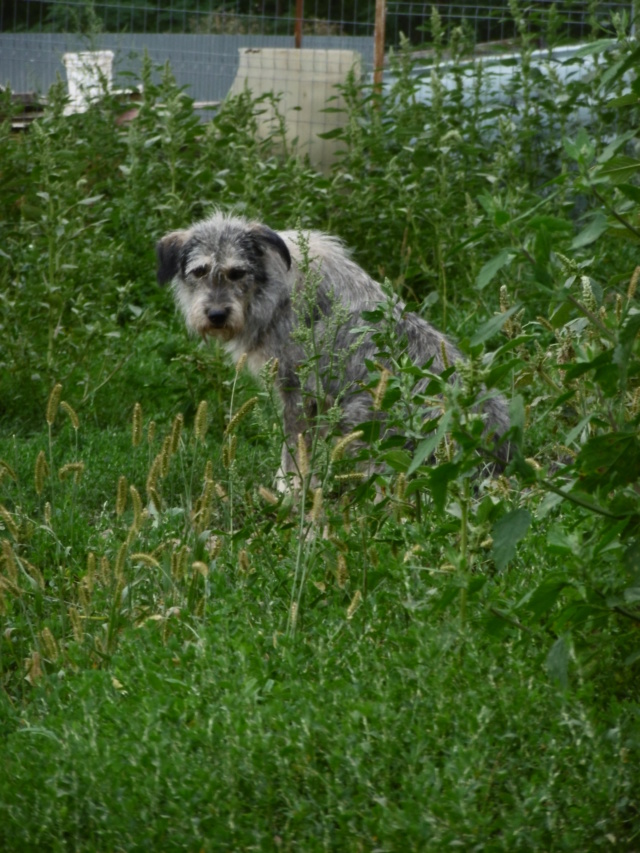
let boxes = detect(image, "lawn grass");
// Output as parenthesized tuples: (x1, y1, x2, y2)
(2, 581, 636, 851)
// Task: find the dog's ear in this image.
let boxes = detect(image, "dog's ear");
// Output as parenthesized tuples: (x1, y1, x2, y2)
(251, 225, 292, 271)
(156, 230, 188, 285)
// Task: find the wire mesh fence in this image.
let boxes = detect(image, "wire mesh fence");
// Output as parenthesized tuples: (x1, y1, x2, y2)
(2, 0, 635, 43)
(1, 0, 636, 169)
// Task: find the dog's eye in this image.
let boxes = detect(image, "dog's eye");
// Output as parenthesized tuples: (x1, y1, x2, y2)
(227, 267, 246, 281)
(190, 265, 210, 279)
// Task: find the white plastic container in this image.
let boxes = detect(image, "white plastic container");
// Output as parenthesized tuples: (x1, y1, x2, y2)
(229, 48, 361, 173)
(63, 50, 114, 114)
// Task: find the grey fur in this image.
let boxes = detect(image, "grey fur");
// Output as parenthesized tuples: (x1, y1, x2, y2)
(157, 211, 510, 487)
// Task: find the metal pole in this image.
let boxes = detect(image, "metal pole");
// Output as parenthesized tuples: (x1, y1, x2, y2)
(373, 0, 386, 92)
(295, 0, 303, 48)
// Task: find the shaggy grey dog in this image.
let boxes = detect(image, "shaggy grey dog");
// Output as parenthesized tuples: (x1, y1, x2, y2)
(157, 211, 510, 487)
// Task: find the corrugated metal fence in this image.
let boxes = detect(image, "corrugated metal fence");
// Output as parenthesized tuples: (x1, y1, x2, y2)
(0, 32, 374, 101)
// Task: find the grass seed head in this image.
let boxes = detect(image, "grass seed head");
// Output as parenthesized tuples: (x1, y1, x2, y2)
(440, 339, 450, 370)
(0, 505, 19, 541)
(192, 560, 209, 577)
(78, 576, 93, 610)
(170, 413, 184, 455)
(98, 555, 111, 585)
(206, 536, 222, 558)
(236, 352, 248, 374)
(0, 460, 18, 485)
(373, 369, 390, 411)
(536, 315, 555, 332)
(331, 430, 364, 462)
(34, 451, 49, 496)
(132, 402, 143, 447)
(224, 396, 259, 438)
(2, 539, 18, 583)
(336, 553, 348, 588)
(346, 589, 362, 620)
(616, 293, 623, 325)
(172, 546, 189, 581)
(58, 462, 85, 484)
(146, 453, 163, 497)
(116, 475, 128, 516)
(147, 420, 157, 445)
(628, 265, 639, 302)
(68, 605, 84, 643)
(222, 434, 237, 468)
(297, 433, 309, 479)
(129, 485, 143, 531)
(46, 383, 63, 427)
(263, 356, 279, 389)
(130, 552, 161, 569)
(60, 401, 79, 431)
(238, 549, 251, 575)
(499, 284, 510, 313)
(39, 627, 59, 662)
(160, 436, 172, 477)
(24, 650, 43, 685)
(258, 485, 279, 505)
(24, 559, 44, 590)
(115, 542, 128, 582)
(148, 486, 162, 513)
(581, 276, 597, 314)
(310, 487, 323, 524)
(334, 472, 365, 484)
(194, 400, 208, 442)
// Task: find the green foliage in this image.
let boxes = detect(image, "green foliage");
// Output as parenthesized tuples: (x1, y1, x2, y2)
(1, 14, 640, 847)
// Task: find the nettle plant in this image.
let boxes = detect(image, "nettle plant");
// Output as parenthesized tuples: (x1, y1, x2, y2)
(475, 43, 640, 672)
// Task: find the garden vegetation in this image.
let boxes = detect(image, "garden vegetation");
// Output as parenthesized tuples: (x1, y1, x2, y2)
(1, 8, 640, 849)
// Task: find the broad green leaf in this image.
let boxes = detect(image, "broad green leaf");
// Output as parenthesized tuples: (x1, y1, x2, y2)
(491, 508, 532, 571)
(569, 39, 616, 57)
(596, 130, 638, 164)
(469, 306, 519, 346)
(571, 212, 608, 249)
(428, 462, 460, 513)
(575, 432, 640, 491)
(597, 155, 640, 184)
(563, 128, 594, 164)
(407, 410, 452, 475)
(528, 215, 573, 233)
(521, 577, 568, 619)
(547, 635, 571, 689)
(618, 183, 640, 203)
(608, 93, 640, 109)
(475, 249, 516, 290)
(381, 449, 411, 473)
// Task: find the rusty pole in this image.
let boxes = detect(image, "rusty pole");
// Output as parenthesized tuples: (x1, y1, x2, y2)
(295, 0, 303, 48)
(373, 0, 386, 93)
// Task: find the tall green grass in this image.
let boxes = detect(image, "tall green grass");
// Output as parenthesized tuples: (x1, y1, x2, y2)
(1, 14, 640, 849)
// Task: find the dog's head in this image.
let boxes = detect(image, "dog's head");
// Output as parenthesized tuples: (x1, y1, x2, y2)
(157, 212, 292, 341)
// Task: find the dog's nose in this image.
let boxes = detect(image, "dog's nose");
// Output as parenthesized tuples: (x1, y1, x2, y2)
(207, 308, 229, 328)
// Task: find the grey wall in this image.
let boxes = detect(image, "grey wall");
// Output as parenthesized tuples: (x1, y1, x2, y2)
(0, 33, 374, 101)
